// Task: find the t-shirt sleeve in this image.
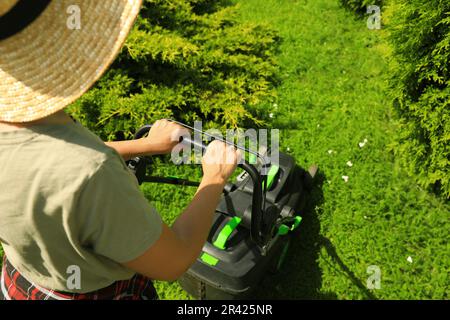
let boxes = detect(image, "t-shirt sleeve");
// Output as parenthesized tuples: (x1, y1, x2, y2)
(76, 151, 163, 263)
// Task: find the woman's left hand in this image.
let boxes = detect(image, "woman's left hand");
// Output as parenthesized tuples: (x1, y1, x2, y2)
(142, 120, 189, 155)
(105, 120, 189, 160)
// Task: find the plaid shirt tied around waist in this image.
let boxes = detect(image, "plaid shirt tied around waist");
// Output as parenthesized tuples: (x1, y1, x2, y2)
(0, 256, 158, 300)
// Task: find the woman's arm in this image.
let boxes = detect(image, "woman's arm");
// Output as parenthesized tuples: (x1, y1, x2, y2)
(105, 139, 155, 161)
(123, 141, 240, 281)
(105, 120, 187, 161)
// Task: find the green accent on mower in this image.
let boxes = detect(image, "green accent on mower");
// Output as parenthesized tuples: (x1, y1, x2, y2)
(213, 216, 242, 250)
(200, 253, 219, 266)
(266, 164, 280, 190)
(278, 216, 302, 236)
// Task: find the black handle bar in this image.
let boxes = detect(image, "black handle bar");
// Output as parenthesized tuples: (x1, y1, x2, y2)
(134, 124, 267, 247)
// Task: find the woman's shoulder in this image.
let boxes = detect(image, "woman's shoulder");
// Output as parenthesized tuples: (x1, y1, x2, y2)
(32, 121, 124, 178)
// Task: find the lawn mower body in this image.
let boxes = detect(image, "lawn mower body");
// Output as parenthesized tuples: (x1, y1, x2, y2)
(128, 123, 315, 300)
(178, 152, 309, 299)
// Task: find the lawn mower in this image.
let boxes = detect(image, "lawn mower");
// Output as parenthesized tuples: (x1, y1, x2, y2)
(126, 121, 317, 300)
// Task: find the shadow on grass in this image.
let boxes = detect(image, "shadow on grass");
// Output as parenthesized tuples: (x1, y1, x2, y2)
(255, 169, 377, 300)
(319, 237, 377, 300)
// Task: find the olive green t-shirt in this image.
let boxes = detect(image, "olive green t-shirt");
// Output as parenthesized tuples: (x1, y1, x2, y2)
(0, 121, 162, 293)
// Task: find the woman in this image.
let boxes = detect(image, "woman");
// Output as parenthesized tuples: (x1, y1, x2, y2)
(0, 0, 239, 300)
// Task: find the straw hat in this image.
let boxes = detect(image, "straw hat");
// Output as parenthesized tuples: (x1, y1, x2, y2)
(0, 0, 143, 123)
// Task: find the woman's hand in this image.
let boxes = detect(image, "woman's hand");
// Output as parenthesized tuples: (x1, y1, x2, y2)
(142, 120, 188, 155)
(201, 140, 241, 186)
(105, 120, 188, 160)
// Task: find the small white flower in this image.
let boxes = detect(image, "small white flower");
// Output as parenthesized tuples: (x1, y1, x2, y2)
(328, 150, 334, 154)
(346, 161, 353, 167)
(269, 113, 274, 118)
(359, 138, 368, 148)
(342, 175, 349, 183)
(286, 147, 291, 152)
(407, 256, 413, 263)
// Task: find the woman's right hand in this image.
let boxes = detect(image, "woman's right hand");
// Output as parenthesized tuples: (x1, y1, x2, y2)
(201, 140, 240, 185)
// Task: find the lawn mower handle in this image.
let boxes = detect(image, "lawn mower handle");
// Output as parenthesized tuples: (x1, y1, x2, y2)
(134, 124, 267, 247)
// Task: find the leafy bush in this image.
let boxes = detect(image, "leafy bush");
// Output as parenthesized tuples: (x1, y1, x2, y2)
(340, 0, 383, 14)
(385, 0, 450, 197)
(67, 0, 279, 141)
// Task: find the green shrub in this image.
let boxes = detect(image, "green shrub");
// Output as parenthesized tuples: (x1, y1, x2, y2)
(340, 0, 383, 14)
(385, 0, 450, 197)
(67, 0, 279, 141)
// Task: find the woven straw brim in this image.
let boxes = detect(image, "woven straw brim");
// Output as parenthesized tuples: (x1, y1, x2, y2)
(0, 0, 142, 123)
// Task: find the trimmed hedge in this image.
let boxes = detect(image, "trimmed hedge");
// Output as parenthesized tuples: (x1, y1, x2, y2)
(385, 0, 450, 197)
(68, 0, 279, 140)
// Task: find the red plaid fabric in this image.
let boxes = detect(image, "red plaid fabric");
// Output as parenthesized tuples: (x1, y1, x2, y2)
(0, 256, 158, 300)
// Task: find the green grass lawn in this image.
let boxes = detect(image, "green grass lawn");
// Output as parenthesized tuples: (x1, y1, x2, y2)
(0, 0, 447, 300)
(145, 0, 449, 299)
